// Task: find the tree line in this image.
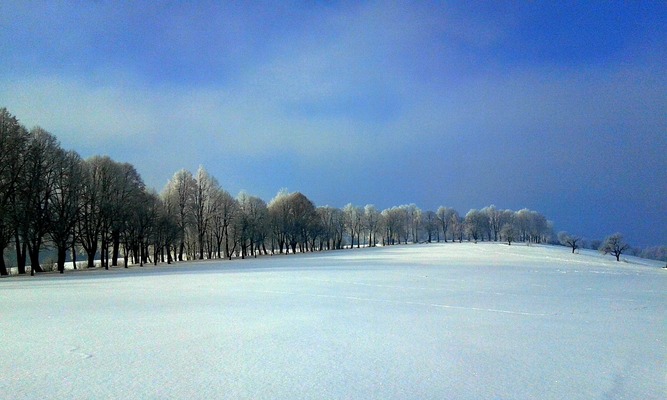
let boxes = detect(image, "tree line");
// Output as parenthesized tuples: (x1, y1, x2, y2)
(1, 108, 660, 275)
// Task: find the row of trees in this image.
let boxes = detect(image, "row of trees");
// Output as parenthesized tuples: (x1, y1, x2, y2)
(5, 106, 645, 276)
(558, 231, 666, 262)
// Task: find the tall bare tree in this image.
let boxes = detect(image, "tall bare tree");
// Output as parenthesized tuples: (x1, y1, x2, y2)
(48, 150, 84, 273)
(19, 127, 62, 274)
(436, 206, 456, 242)
(192, 166, 218, 260)
(364, 204, 381, 247)
(163, 169, 195, 261)
(0, 109, 29, 275)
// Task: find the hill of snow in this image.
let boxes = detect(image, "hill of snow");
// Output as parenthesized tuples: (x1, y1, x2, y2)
(1, 243, 665, 399)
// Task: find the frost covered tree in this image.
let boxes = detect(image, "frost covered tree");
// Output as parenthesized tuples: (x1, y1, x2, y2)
(343, 203, 363, 248)
(209, 188, 238, 259)
(268, 190, 318, 254)
(482, 205, 502, 241)
(163, 169, 196, 261)
(317, 206, 345, 250)
(423, 210, 438, 243)
(363, 204, 381, 247)
(436, 206, 456, 242)
(500, 222, 517, 245)
(235, 191, 268, 258)
(192, 166, 218, 260)
(464, 209, 487, 243)
(600, 233, 630, 262)
(450, 211, 463, 243)
(558, 231, 582, 254)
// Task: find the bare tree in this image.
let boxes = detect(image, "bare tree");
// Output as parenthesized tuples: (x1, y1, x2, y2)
(600, 233, 630, 262)
(0, 108, 29, 275)
(558, 231, 582, 254)
(236, 191, 268, 258)
(19, 127, 62, 274)
(364, 204, 381, 247)
(436, 206, 456, 242)
(268, 189, 291, 254)
(191, 166, 218, 260)
(501, 222, 517, 245)
(268, 190, 318, 254)
(423, 210, 438, 243)
(209, 187, 238, 260)
(464, 209, 487, 243)
(48, 150, 84, 273)
(482, 205, 501, 241)
(163, 169, 196, 261)
(343, 203, 363, 248)
(450, 211, 463, 243)
(317, 206, 345, 250)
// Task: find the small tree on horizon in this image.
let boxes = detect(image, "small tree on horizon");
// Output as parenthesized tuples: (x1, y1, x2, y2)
(600, 233, 629, 262)
(558, 231, 581, 254)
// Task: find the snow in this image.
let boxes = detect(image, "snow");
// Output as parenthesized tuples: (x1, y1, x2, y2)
(1, 243, 665, 399)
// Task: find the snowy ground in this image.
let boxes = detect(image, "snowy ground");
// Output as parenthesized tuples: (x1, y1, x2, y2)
(1, 243, 665, 399)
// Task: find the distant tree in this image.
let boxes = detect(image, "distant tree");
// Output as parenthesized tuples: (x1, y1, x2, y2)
(558, 231, 582, 254)
(500, 222, 517, 245)
(163, 169, 196, 261)
(436, 206, 456, 242)
(192, 166, 218, 260)
(268, 189, 291, 254)
(638, 246, 667, 262)
(209, 188, 237, 259)
(423, 210, 438, 243)
(363, 204, 381, 247)
(587, 239, 602, 251)
(268, 190, 318, 254)
(482, 205, 502, 241)
(465, 209, 487, 243)
(287, 192, 318, 253)
(343, 203, 363, 248)
(317, 206, 344, 250)
(600, 233, 630, 262)
(411, 206, 424, 243)
(450, 211, 463, 243)
(236, 191, 268, 258)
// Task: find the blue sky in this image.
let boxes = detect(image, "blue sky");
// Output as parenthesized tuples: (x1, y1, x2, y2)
(1, 1, 665, 247)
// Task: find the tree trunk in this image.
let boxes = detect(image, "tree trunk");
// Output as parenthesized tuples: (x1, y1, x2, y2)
(71, 244, 77, 270)
(86, 244, 97, 269)
(57, 245, 67, 273)
(15, 234, 26, 274)
(112, 230, 120, 267)
(0, 256, 8, 276)
(28, 241, 44, 273)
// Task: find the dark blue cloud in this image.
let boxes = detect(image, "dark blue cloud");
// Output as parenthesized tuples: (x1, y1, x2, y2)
(1, 1, 665, 247)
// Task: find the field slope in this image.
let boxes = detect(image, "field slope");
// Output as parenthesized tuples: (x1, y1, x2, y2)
(1, 243, 665, 399)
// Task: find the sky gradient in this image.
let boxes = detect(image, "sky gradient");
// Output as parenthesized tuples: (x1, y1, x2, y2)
(1, 1, 665, 247)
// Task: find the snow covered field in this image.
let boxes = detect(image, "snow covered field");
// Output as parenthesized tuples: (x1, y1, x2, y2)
(1, 243, 665, 399)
